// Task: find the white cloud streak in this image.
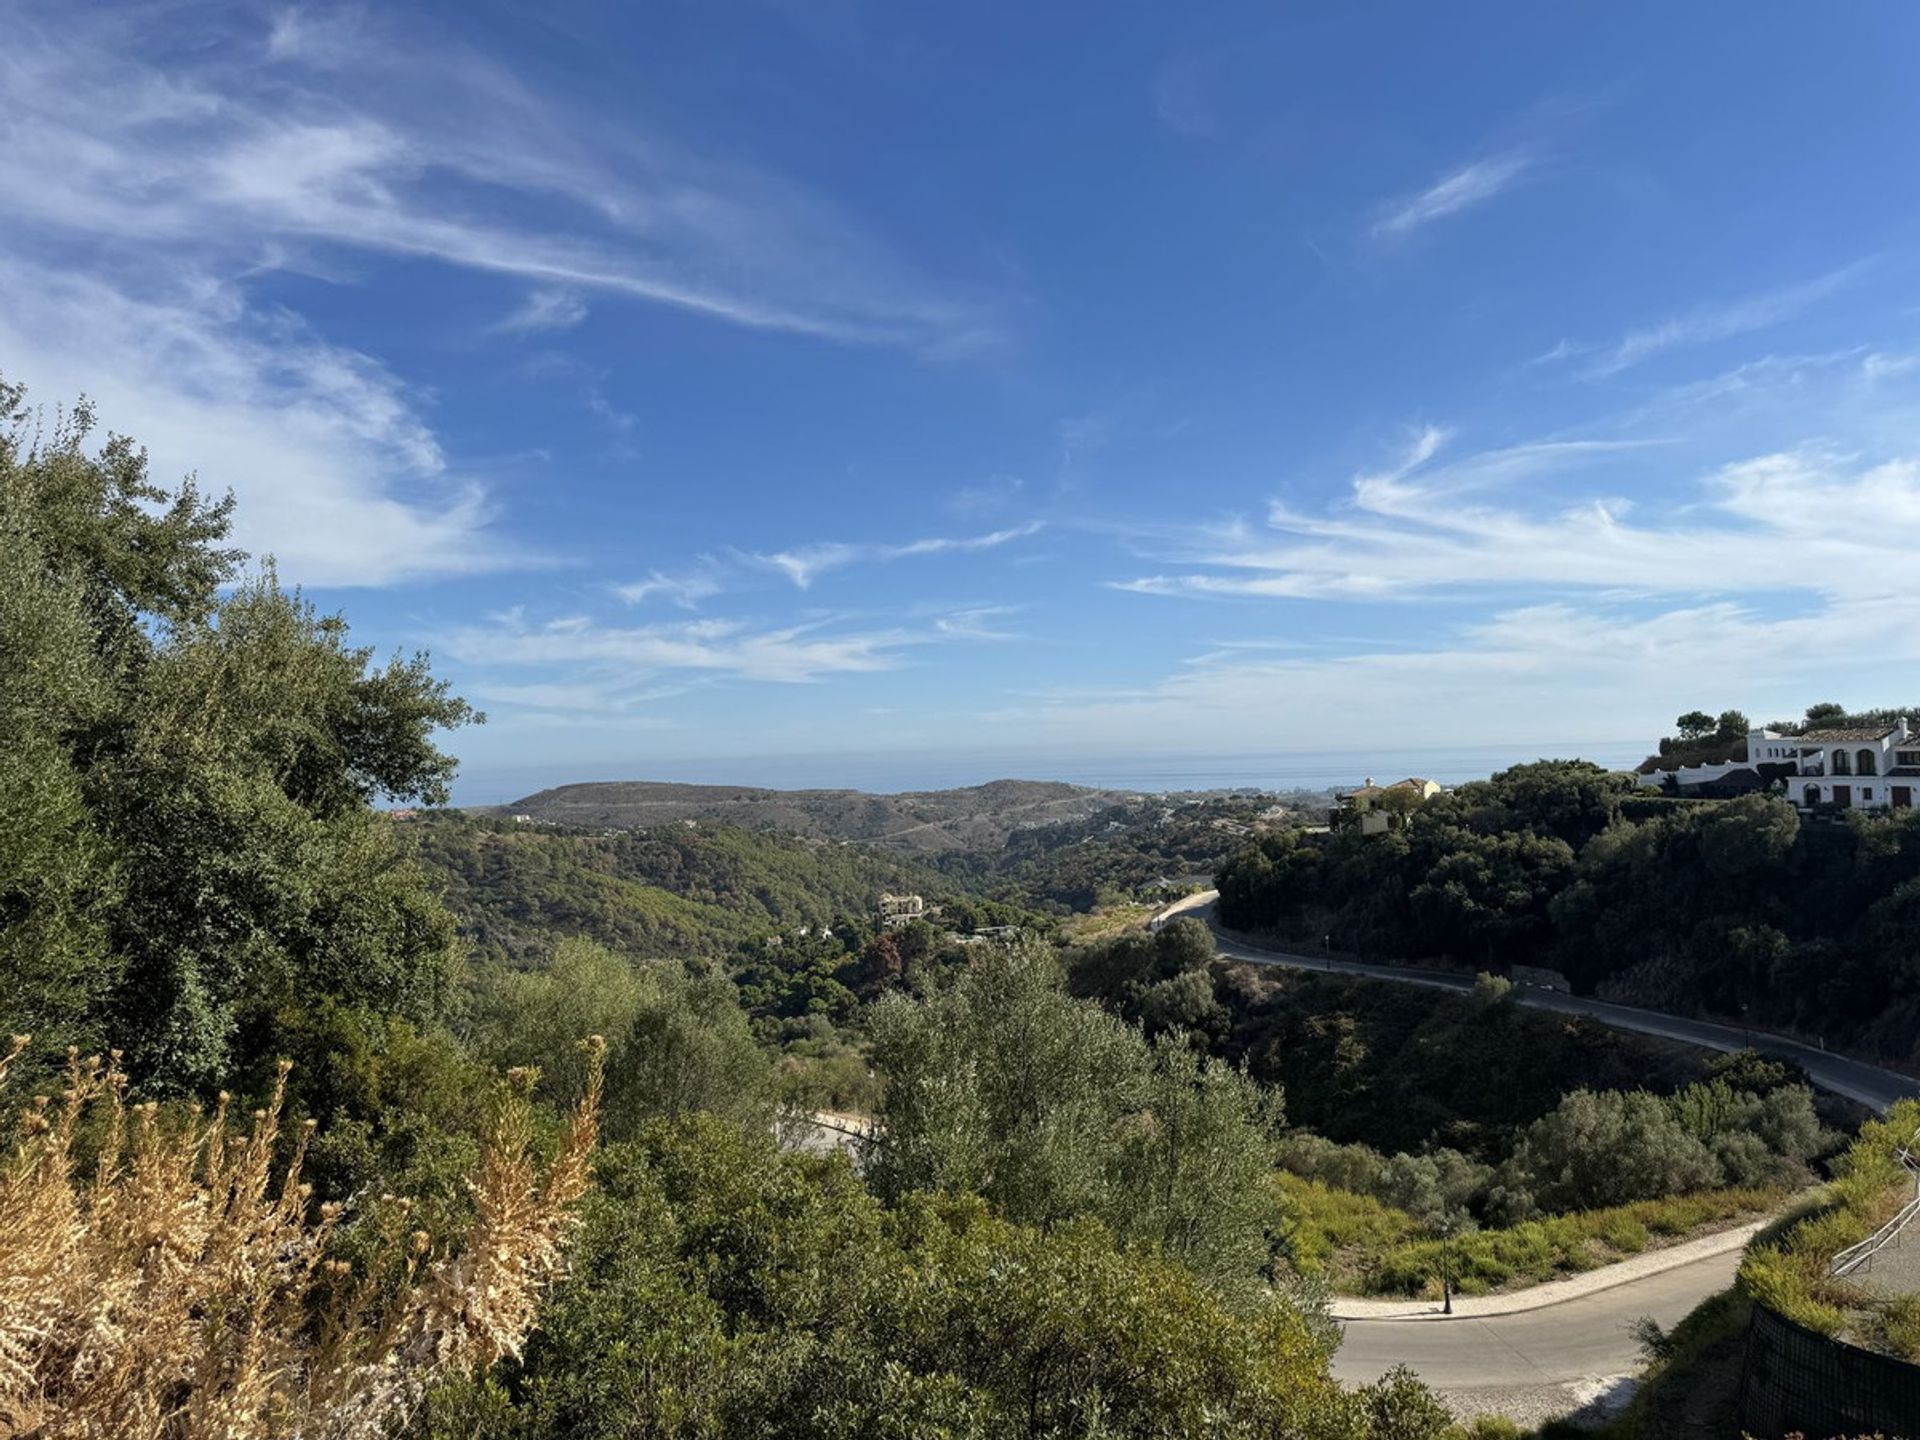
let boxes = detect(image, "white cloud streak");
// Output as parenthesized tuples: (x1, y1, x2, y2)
(444, 602, 1015, 697)
(495, 288, 589, 334)
(0, 6, 998, 352)
(1078, 350, 1920, 752)
(614, 566, 727, 609)
(755, 522, 1045, 589)
(1550, 266, 1868, 378)
(1125, 444, 1920, 603)
(1371, 152, 1533, 239)
(0, 2, 1002, 586)
(0, 257, 522, 585)
(992, 592, 1919, 755)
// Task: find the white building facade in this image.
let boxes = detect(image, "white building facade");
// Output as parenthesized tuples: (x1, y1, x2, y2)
(1641, 717, 1920, 812)
(1783, 720, 1920, 813)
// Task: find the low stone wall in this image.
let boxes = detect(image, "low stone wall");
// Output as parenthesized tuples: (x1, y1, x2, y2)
(1739, 1303, 1920, 1439)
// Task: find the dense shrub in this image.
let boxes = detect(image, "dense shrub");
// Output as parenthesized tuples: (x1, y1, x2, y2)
(1508, 1089, 1720, 1212)
(868, 940, 1285, 1297)
(1207, 966, 1703, 1158)
(1216, 757, 1920, 1065)
(467, 937, 774, 1138)
(1739, 1099, 1920, 1341)
(415, 1118, 1373, 1440)
(1281, 1171, 1779, 1297)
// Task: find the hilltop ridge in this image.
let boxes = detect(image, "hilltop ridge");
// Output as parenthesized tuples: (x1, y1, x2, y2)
(490, 777, 1136, 854)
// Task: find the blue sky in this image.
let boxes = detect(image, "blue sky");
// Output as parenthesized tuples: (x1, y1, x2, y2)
(7, 2, 1920, 798)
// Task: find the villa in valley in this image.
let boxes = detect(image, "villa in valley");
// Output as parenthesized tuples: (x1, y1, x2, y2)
(877, 892, 928, 929)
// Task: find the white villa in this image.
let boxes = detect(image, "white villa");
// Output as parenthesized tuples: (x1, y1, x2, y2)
(877, 893, 927, 930)
(1338, 776, 1443, 836)
(1781, 720, 1920, 812)
(1640, 717, 1920, 812)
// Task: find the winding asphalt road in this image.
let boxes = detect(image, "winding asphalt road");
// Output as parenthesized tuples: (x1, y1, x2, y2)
(1166, 893, 1920, 1114)
(1150, 893, 1920, 1420)
(1331, 1246, 1743, 1402)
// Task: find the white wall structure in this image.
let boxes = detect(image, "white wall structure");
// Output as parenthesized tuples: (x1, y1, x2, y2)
(1786, 719, 1920, 813)
(1640, 718, 1920, 813)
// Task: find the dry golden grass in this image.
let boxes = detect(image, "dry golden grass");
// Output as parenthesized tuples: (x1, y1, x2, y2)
(0, 1032, 603, 1440)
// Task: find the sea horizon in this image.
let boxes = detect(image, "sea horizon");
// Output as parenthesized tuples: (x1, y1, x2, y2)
(450, 738, 1654, 808)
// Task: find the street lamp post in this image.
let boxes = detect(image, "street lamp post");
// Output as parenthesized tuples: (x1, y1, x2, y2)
(1440, 1217, 1454, 1315)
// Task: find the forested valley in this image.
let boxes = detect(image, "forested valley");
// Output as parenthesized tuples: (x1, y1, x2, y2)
(1215, 760, 1920, 1065)
(2, 384, 1908, 1438)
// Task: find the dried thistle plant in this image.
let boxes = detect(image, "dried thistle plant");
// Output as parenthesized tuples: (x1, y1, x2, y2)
(0, 1031, 604, 1440)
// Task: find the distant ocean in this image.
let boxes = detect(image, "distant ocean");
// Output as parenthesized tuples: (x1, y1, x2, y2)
(451, 740, 1653, 808)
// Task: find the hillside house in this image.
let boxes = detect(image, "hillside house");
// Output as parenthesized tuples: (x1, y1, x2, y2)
(1337, 777, 1442, 836)
(1638, 717, 1920, 812)
(1788, 719, 1920, 812)
(878, 892, 926, 930)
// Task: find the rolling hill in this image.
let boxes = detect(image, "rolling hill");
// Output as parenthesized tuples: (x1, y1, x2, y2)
(489, 778, 1136, 855)
(408, 812, 956, 966)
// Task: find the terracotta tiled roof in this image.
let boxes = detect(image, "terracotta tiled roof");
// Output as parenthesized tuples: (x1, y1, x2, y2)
(1798, 727, 1902, 743)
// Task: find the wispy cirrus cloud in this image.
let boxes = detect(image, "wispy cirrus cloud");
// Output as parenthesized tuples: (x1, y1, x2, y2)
(1542, 264, 1869, 378)
(1118, 389, 1920, 606)
(1370, 151, 1534, 240)
(444, 601, 1017, 702)
(1123, 447, 1920, 602)
(494, 288, 589, 334)
(991, 589, 1920, 755)
(1078, 344, 1920, 753)
(0, 257, 527, 586)
(754, 522, 1045, 589)
(1150, 56, 1219, 138)
(0, 5, 999, 352)
(0, 2, 1004, 587)
(614, 565, 727, 609)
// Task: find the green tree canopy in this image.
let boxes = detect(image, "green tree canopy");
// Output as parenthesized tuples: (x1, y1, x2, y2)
(867, 940, 1286, 1297)
(467, 937, 774, 1138)
(1674, 710, 1717, 741)
(415, 1117, 1366, 1440)
(0, 378, 475, 1093)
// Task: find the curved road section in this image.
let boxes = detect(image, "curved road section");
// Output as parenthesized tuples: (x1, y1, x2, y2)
(1167, 893, 1920, 1114)
(1149, 892, 1920, 1423)
(1332, 1247, 1745, 1425)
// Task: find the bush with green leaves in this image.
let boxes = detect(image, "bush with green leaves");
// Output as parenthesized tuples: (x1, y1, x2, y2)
(1506, 1088, 1720, 1213)
(412, 1117, 1377, 1440)
(1499, 1081, 1825, 1217)
(1281, 1171, 1778, 1297)
(2, 380, 473, 1145)
(466, 936, 774, 1138)
(1216, 751, 1920, 1065)
(867, 939, 1286, 1297)
(1207, 965, 1704, 1160)
(1740, 1098, 1920, 1340)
